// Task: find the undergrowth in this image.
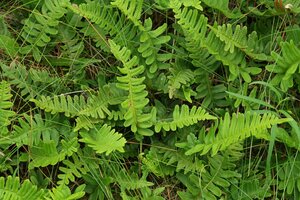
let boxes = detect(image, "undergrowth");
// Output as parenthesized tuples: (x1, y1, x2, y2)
(1, 0, 300, 199)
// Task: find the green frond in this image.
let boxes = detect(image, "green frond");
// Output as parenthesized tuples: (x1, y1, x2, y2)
(195, 71, 228, 108)
(74, 116, 100, 132)
(185, 112, 290, 156)
(0, 176, 45, 200)
(32, 90, 114, 119)
(57, 23, 84, 59)
(32, 95, 87, 117)
(29, 137, 79, 169)
(46, 184, 85, 200)
(58, 153, 87, 185)
(0, 62, 62, 100)
(0, 81, 15, 135)
(109, 40, 154, 136)
(277, 153, 300, 195)
(266, 41, 300, 91)
(111, 0, 143, 28)
(11, 113, 60, 147)
(138, 18, 172, 74)
(0, 35, 19, 58)
(155, 105, 216, 132)
(177, 153, 241, 200)
(70, 1, 138, 47)
(20, 0, 71, 61)
(79, 124, 126, 155)
(116, 169, 154, 190)
(201, 0, 242, 18)
(210, 23, 271, 61)
(168, 64, 195, 100)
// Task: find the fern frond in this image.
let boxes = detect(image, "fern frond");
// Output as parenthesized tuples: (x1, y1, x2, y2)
(111, 0, 143, 28)
(0, 176, 45, 199)
(29, 137, 79, 169)
(168, 64, 195, 99)
(32, 90, 113, 119)
(58, 153, 87, 185)
(0, 35, 19, 57)
(0, 62, 62, 100)
(11, 114, 59, 147)
(79, 124, 126, 155)
(266, 41, 300, 91)
(0, 81, 15, 135)
(138, 18, 172, 74)
(70, 1, 137, 47)
(277, 153, 300, 195)
(177, 153, 241, 199)
(195, 71, 228, 108)
(185, 112, 290, 156)
(32, 95, 87, 117)
(57, 23, 84, 59)
(109, 40, 154, 136)
(116, 169, 154, 190)
(155, 105, 216, 132)
(210, 23, 272, 61)
(20, 0, 71, 61)
(46, 184, 85, 200)
(201, 0, 242, 18)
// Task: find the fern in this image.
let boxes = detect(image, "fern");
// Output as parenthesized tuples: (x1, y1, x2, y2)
(167, 63, 195, 100)
(29, 137, 79, 169)
(32, 94, 87, 117)
(0, 81, 15, 135)
(31, 88, 117, 119)
(201, 0, 242, 18)
(0, 176, 45, 200)
(11, 113, 60, 147)
(110, 40, 154, 136)
(155, 105, 216, 132)
(266, 41, 300, 91)
(210, 23, 272, 61)
(70, 1, 138, 47)
(116, 169, 154, 190)
(56, 23, 84, 59)
(57, 153, 87, 185)
(46, 184, 86, 200)
(111, 0, 144, 28)
(80, 124, 126, 155)
(0, 35, 19, 58)
(138, 18, 172, 74)
(277, 153, 300, 196)
(0, 62, 63, 100)
(20, 0, 71, 61)
(183, 112, 290, 156)
(177, 151, 241, 200)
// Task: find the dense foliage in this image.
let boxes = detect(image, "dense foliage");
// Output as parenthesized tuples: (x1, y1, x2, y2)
(1, 0, 300, 199)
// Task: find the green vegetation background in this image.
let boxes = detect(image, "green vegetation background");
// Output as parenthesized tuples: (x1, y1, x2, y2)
(1, 0, 300, 199)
